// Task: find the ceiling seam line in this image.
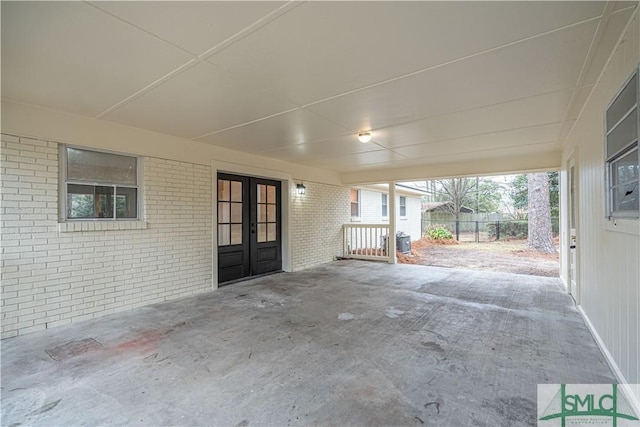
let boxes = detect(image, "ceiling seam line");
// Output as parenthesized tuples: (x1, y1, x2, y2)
(192, 86, 581, 143)
(197, 1, 304, 62)
(90, 1, 303, 120)
(557, 2, 615, 143)
(339, 142, 561, 178)
(300, 15, 604, 109)
(190, 108, 301, 140)
(93, 60, 199, 119)
(83, 1, 198, 56)
(364, 88, 581, 134)
(255, 138, 389, 156)
(562, 5, 639, 145)
(381, 121, 565, 151)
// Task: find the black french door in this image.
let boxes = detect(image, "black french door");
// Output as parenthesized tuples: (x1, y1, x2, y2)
(217, 173, 282, 284)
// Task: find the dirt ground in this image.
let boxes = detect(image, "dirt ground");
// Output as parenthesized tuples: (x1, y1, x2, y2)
(397, 237, 559, 277)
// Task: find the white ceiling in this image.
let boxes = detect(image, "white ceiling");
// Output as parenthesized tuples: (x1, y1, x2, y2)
(2, 1, 637, 176)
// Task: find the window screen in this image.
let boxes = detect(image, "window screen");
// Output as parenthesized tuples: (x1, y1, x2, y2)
(64, 147, 139, 220)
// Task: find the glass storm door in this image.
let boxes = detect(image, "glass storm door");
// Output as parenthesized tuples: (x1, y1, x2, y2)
(217, 173, 281, 284)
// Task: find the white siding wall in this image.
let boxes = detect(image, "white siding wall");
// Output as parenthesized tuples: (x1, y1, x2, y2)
(561, 10, 639, 397)
(290, 181, 351, 271)
(356, 189, 422, 240)
(1, 134, 213, 338)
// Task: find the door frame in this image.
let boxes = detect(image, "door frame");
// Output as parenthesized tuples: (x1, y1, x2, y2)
(566, 151, 580, 304)
(211, 160, 292, 289)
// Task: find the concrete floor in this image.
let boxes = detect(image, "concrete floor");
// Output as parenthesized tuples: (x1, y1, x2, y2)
(2, 261, 616, 427)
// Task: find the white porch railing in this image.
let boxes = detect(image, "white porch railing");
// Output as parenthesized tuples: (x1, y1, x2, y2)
(342, 224, 390, 262)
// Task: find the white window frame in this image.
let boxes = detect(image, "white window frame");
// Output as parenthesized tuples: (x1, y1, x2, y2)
(60, 145, 143, 221)
(399, 196, 407, 218)
(381, 193, 388, 218)
(350, 189, 360, 220)
(605, 66, 639, 219)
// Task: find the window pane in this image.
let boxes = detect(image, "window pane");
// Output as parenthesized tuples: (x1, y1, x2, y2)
(351, 202, 359, 217)
(612, 148, 639, 185)
(607, 73, 637, 131)
(266, 185, 276, 204)
(231, 181, 242, 202)
(267, 223, 276, 242)
(218, 224, 230, 246)
(382, 194, 388, 217)
(607, 108, 637, 158)
(218, 180, 230, 201)
(115, 187, 137, 218)
(230, 224, 242, 245)
(67, 184, 95, 218)
(230, 203, 242, 223)
(350, 189, 358, 203)
(267, 204, 276, 222)
(257, 224, 267, 242)
(218, 202, 230, 223)
(67, 148, 136, 185)
(258, 204, 266, 223)
(258, 185, 266, 203)
(613, 180, 639, 212)
(94, 186, 114, 218)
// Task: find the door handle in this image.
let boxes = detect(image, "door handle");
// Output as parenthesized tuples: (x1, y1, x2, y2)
(570, 245, 576, 249)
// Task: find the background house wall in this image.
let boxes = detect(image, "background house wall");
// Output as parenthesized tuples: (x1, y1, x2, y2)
(560, 10, 638, 399)
(356, 189, 422, 241)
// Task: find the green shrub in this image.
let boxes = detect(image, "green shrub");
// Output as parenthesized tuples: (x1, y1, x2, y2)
(486, 221, 528, 239)
(428, 225, 453, 240)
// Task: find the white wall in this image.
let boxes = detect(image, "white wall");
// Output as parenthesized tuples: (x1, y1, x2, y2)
(290, 181, 351, 271)
(355, 189, 422, 241)
(1, 134, 212, 338)
(560, 9, 639, 401)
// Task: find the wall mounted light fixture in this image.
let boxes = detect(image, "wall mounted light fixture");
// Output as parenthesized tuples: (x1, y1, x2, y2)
(358, 132, 372, 143)
(296, 183, 306, 195)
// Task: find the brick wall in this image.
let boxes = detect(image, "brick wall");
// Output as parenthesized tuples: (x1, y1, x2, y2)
(1, 134, 212, 338)
(290, 181, 351, 271)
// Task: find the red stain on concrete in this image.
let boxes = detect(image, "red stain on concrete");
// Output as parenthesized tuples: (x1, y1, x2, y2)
(111, 329, 168, 354)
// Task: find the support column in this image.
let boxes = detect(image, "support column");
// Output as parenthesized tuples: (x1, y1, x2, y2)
(389, 181, 397, 264)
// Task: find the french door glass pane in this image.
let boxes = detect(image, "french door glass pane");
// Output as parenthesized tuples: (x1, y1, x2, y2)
(267, 223, 276, 242)
(231, 203, 242, 223)
(218, 180, 230, 201)
(267, 185, 276, 204)
(257, 224, 267, 242)
(218, 202, 230, 223)
(231, 181, 242, 202)
(218, 224, 230, 246)
(267, 204, 276, 222)
(231, 224, 242, 245)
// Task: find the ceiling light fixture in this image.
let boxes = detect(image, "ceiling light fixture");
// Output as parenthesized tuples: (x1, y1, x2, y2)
(358, 132, 372, 143)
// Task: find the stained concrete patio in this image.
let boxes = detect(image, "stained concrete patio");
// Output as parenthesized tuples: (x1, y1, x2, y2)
(1, 260, 616, 427)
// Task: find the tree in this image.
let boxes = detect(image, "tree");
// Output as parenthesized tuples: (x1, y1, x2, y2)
(427, 177, 503, 218)
(476, 179, 502, 213)
(527, 173, 555, 253)
(507, 172, 559, 218)
(433, 178, 477, 219)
